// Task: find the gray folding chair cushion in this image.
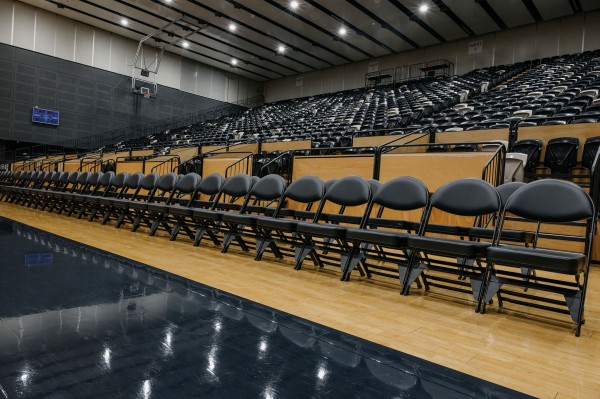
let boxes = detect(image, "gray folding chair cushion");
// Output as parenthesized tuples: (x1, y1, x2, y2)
(345, 228, 409, 247)
(408, 236, 490, 258)
(487, 245, 585, 274)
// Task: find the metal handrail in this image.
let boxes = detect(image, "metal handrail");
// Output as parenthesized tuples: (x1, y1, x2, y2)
(79, 158, 103, 173)
(258, 150, 292, 178)
(225, 153, 254, 177)
(150, 155, 180, 174)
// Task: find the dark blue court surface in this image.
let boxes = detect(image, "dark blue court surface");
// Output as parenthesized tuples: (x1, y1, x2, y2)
(0, 219, 532, 399)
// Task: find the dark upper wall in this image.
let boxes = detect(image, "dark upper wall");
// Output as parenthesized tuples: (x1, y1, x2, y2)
(0, 43, 239, 146)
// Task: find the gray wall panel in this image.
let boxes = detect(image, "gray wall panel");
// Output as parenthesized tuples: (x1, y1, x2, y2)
(0, 43, 242, 146)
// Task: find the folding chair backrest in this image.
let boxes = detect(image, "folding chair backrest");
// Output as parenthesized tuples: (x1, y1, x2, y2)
(248, 174, 286, 201)
(174, 173, 200, 195)
(283, 175, 324, 204)
(156, 173, 178, 193)
(324, 179, 338, 193)
(111, 172, 129, 189)
(505, 179, 594, 223)
(213, 174, 253, 209)
(581, 136, 600, 170)
(76, 172, 91, 188)
(87, 172, 104, 188)
(323, 176, 371, 208)
(497, 182, 526, 208)
(367, 179, 382, 197)
(431, 178, 500, 217)
(59, 172, 71, 185)
(125, 173, 144, 190)
(512, 139, 542, 172)
(372, 177, 429, 211)
(198, 173, 224, 197)
(544, 137, 579, 173)
(139, 173, 159, 191)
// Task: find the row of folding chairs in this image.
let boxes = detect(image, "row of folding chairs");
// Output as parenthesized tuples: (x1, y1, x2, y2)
(0, 169, 595, 336)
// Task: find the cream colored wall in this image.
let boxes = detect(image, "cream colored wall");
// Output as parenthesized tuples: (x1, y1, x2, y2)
(265, 10, 600, 102)
(0, 0, 262, 103)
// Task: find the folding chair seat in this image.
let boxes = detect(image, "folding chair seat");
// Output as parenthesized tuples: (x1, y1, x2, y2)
(403, 178, 501, 300)
(146, 173, 201, 236)
(481, 179, 595, 336)
(74, 172, 116, 219)
(511, 139, 542, 172)
(64, 172, 105, 217)
(342, 176, 429, 282)
(293, 176, 372, 273)
(581, 136, 600, 170)
(220, 174, 287, 253)
(113, 173, 159, 229)
(190, 174, 254, 247)
(41, 172, 79, 211)
(54, 172, 92, 215)
(544, 137, 579, 173)
(89, 172, 129, 221)
(131, 173, 178, 232)
(100, 173, 143, 224)
(254, 175, 325, 261)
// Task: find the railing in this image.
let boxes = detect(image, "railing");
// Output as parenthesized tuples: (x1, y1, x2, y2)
(150, 156, 180, 175)
(258, 151, 292, 179)
(225, 154, 254, 177)
(39, 159, 61, 172)
(482, 145, 506, 187)
(79, 158, 103, 173)
(174, 155, 202, 175)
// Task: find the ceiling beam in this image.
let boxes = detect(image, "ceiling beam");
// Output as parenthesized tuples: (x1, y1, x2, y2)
(474, 0, 508, 30)
(386, 0, 446, 43)
(262, 0, 375, 59)
(568, 0, 583, 13)
(432, 0, 475, 36)
(520, 0, 543, 22)
(226, 0, 351, 64)
(304, 0, 396, 53)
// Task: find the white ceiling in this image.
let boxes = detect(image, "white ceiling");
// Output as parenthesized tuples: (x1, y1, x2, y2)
(20, 0, 600, 81)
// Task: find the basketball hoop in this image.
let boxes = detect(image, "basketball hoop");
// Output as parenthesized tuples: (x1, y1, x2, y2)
(141, 87, 151, 98)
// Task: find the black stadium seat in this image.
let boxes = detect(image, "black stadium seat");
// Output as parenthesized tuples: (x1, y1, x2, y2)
(544, 137, 579, 174)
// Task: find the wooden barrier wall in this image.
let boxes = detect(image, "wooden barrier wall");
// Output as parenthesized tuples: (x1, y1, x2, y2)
(261, 140, 312, 152)
(171, 147, 198, 162)
(202, 153, 250, 178)
(435, 129, 509, 144)
(292, 154, 376, 181)
(518, 123, 600, 161)
(116, 161, 144, 175)
(352, 133, 429, 147)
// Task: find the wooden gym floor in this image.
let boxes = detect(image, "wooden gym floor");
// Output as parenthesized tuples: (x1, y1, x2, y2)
(0, 202, 598, 399)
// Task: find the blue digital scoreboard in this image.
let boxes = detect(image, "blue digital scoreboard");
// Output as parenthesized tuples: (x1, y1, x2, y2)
(32, 107, 60, 126)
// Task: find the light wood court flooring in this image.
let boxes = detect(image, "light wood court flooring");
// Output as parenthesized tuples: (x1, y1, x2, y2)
(0, 202, 598, 398)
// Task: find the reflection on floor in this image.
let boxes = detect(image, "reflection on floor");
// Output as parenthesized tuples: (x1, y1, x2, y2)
(0, 219, 530, 398)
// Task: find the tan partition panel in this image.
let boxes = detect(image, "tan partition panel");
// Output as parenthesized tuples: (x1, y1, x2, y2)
(171, 147, 198, 162)
(380, 152, 494, 229)
(228, 143, 259, 153)
(200, 145, 228, 154)
(102, 151, 130, 162)
(261, 140, 312, 152)
(116, 161, 144, 175)
(518, 123, 600, 161)
(353, 133, 429, 147)
(292, 155, 375, 181)
(435, 129, 509, 144)
(131, 150, 155, 157)
(63, 161, 81, 172)
(384, 134, 431, 154)
(202, 155, 247, 178)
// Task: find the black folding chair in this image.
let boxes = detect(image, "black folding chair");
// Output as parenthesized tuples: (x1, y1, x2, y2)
(403, 178, 501, 303)
(167, 173, 224, 242)
(481, 179, 595, 336)
(343, 176, 430, 283)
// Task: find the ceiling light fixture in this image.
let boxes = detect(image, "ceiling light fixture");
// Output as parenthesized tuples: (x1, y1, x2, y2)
(338, 27, 347, 36)
(229, 23, 236, 32)
(419, 4, 429, 13)
(290, 1, 299, 10)
(277, 44, 285, 54)
(182, 41, 189, 48)
(120, 19, 128, 26)
(231, 58, 238, 66)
